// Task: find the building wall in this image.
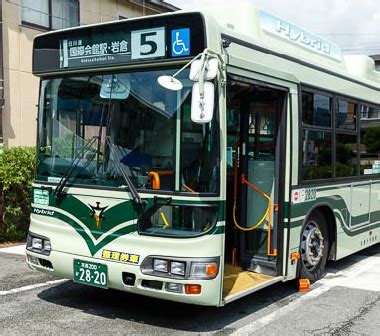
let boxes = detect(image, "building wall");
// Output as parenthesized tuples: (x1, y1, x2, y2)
(1, 0, 158, 147)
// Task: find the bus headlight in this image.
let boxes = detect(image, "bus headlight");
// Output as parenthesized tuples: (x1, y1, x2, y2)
(32, 238, 43, 250)
(171, 261, 186, 276)
(141, 256, 219, 280)
(153, 259, 169, 273)
(26, 232, 52, 256)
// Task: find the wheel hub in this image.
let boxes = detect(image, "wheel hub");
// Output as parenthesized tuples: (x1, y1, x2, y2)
(301, 221, 324, 270)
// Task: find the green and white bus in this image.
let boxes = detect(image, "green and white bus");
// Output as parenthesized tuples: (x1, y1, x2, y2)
(27, 5, 380, 306)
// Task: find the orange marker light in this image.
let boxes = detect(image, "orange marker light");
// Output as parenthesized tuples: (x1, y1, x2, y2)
(206, 263, 218, 277)
(185, 284, 201, 295)
(290, 252, 300, 265)
(291, 252, 300, 261)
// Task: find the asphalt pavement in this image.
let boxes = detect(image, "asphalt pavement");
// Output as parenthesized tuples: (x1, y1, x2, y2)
(0, 244, 379, 335)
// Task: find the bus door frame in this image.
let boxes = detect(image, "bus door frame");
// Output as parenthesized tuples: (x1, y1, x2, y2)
(225, 68, 292, 277)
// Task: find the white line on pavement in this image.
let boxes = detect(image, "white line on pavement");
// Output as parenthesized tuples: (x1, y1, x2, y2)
(0, 244, 26, 255)
(0, 279, 67, 296)
(230, 253, 380, 336)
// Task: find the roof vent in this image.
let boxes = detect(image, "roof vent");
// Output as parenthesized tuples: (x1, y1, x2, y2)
(344, 55, 378, 80)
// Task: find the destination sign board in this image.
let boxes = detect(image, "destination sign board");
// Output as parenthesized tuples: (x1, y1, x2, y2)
(33, 13, 206, 74)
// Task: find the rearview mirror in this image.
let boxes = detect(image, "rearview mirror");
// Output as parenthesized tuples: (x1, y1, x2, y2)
(191, 82, 215, 124)
(189, 58, 219, 81)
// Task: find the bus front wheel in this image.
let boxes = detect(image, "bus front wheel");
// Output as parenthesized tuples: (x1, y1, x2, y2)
(299, 210, 329, 283)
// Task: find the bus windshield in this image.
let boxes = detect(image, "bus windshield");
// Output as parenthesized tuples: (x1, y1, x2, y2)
(37, 67, 219, 195)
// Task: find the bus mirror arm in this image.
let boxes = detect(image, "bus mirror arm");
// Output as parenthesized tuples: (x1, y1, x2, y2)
(197, 49, 226, 99)
(157, 49, 226, 92)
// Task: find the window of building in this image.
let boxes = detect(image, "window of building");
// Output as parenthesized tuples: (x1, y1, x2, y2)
(302, 91, 332, 127)
(52, 0, 80, 29)
(21, 0, 49, 29)
(21, 0, 79, 30)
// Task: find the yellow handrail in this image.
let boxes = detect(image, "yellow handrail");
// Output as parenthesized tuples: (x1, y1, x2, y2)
(233, 174, 277, 257)
(232, 174, 271, 232)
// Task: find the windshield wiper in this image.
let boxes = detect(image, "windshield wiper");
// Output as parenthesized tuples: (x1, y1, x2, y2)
(54, 136, 98, 197)
(105, 136, 144, 206)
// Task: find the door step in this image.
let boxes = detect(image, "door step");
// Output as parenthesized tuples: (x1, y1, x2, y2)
(223, 263, 283, 304)
(247, 256, 277, 276)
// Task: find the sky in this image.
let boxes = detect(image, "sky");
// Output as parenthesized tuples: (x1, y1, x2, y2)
(166, 0, 380, 55)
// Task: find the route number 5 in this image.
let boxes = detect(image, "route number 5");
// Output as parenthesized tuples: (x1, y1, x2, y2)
(131, 27, 165, 59)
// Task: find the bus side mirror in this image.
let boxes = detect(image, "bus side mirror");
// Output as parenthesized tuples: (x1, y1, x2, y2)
(191, 82, 214, 124)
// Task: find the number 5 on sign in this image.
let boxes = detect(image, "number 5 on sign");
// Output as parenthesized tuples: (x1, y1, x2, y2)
(131, 27, 165, 59)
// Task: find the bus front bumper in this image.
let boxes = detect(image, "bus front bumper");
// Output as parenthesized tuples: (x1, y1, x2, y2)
(25, 249, 222, 306)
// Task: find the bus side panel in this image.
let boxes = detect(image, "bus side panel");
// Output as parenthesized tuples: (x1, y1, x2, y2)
(287, 183, 379, 272)
(336, 181, 380, 259)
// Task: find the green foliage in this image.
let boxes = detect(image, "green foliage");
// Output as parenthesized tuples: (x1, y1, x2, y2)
(0, 146, 36, 242)
(53, 133, 75, 158)
(362, 125, 380, 154)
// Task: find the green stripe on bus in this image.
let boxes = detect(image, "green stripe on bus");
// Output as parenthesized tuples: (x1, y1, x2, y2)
(289, 194, 380, 236)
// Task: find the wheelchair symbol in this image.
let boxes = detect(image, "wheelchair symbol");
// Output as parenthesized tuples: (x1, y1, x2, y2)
(171, 29, 190, 57)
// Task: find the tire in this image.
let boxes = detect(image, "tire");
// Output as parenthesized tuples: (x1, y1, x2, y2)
(299, 210, 329, 283)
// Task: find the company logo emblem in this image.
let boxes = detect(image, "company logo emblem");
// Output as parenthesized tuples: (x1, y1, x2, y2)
(171, 28, 190, 57)
(89, 202, 108, 229)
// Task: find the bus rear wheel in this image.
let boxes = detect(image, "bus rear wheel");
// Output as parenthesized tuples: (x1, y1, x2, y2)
(299, 210, 329, 283)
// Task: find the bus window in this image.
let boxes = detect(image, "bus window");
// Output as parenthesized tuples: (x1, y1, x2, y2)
(302, 130, 333, 180)
(139, 203, 218, 237)
(36, 67, 220, 194)
(360, 118, 380, 176)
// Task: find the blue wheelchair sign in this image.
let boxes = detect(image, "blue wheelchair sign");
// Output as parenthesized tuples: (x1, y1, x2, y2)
(171, 28, 190, 57)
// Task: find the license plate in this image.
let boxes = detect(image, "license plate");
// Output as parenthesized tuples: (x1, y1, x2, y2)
(73, 259, 108, 289)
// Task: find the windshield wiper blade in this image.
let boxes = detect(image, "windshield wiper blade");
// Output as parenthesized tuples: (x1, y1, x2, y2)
(54, 136, 98, 197)
(105, 136, 143, 206)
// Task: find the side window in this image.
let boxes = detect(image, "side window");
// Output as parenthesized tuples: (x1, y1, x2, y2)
(302, 130, 332, 180)
(302, 91, 331, 127)
(360, 105, 380, 176)
(301, 90, 361, 181)
(336, 99, 356, 130)
(361, 105, 380, 120)
(336, 133, 358, 177)
(335, 99, 358, 178)
(301, 90, 332, 180)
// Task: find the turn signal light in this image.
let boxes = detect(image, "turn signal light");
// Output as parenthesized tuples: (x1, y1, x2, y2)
(185, 284, 201, 295)
(206, 263, 218, 277)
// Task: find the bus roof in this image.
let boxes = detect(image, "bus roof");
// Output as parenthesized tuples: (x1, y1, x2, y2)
(203, 3, 380, 87)
(33, 4, 380, 87)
